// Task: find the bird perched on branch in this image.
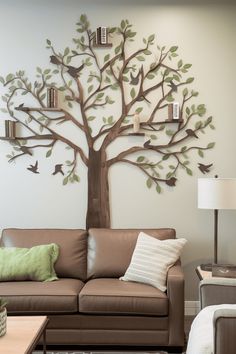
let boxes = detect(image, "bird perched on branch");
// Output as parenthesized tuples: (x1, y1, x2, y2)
(186, 129, 198, 138)
(166, 177, 177, 186)
(52, 164, 64, 176)
(27, 161, 39, 174)
(198, 163, 213, 174)
(50, 55, 84, 78)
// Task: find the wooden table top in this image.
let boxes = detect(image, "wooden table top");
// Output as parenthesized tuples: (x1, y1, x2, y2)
(0, 316, 48, 354)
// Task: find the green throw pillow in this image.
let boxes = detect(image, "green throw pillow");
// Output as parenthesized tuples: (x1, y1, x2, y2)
(0, 243, 59, 282)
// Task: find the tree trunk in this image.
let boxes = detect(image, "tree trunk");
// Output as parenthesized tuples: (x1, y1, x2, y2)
(86, 148, 110, 229)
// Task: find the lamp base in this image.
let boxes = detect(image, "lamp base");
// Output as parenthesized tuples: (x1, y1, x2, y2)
(200, 263, 214, 271)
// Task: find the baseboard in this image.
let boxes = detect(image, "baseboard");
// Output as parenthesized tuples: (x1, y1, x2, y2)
(185, 301, 200, 316)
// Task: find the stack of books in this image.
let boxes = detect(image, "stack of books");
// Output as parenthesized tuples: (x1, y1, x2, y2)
(5, 120, 16, 139)
(47, 87, 58, 108)
(168, 102, 180, 121)
(96, 27, 108, 45)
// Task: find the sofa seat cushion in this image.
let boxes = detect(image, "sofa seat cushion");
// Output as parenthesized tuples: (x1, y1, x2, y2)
(79, 278, 168, 316)
(0, 278, 84, 314)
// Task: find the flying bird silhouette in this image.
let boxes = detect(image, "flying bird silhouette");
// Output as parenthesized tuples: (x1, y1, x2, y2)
(186, 129, 198, 139)
(52, 164, 64, 176)
(130, 70, 141, 85)
(167, 80, 178, 92)
(198, 163, 213, 174)
(27, 161, 39, 174)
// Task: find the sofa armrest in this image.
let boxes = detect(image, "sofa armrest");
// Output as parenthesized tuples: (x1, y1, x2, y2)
(167, 261, 185, 346)
(213, 308, 236, 354)
(200, 278, 236, 309)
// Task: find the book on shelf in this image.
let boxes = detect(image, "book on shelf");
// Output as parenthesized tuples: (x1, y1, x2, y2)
(47, 87, 58, 108)
(168, 102, 180, 121)
(96, 26, 108, 45)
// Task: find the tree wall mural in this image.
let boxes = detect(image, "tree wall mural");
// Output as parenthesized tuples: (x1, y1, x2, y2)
(0, 15, 215, 228)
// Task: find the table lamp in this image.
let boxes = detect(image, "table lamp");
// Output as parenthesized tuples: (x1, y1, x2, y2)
(198, 176, 236, 271)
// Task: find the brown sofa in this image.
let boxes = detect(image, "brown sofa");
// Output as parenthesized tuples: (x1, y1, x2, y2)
(0, 228, 185, 350)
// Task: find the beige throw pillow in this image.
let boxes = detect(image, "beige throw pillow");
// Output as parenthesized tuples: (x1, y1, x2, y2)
(120, 232, 187, 291)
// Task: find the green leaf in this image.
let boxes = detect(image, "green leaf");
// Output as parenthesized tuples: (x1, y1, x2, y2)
(144, 49, 152, 55)
(104, 54, 110, 63)
(136, 56, 145, 61)
(186, 107, 190, 115)
(198, 149, 204, 158)
(181, 146, 187, 152)
(63, 177, 68, 186)
(162, 154, 170, 160)
(183, 88, 188, 97)
(150, 134, 157, 140)
(146, 178, 152, 189)
(207, 142, 215, 149)
(121, 20, 126, 29)
(156, 183, 161, 194)
(36, 67, 42, 74)
(46, 149, 52, 158)
(148, 34, 155, 42)
(88, 85, 93, 94)
(130, 88, 136, 99)
(87, 116, 96, 121)
(184, 63, 192, 69)
(0, 76, 5, 84)
(166, 95, 174, 103)
(135, 107, 143, 114)
(114, 44, 121, 55)
(96, 92, 104, 100)
(210, 124, 215, 130)
(170, 46, 178, 53)
(186, 168, 193, 176)
(147, 73, 155, 80)
(195, 121, 202, 129)
(137, 156, 145, 162)
(166, 129, 174, 136)
(122, 76, 129, 82)
(73, 174, 80, 183)
(186, 77, 194, 84)
(108, 116, 113, 124)
(177, 60, 183, 68)
(206, 116, 213, 125)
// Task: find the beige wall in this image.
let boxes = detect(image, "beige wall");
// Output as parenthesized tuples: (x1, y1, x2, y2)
(0, 0, 235, 299)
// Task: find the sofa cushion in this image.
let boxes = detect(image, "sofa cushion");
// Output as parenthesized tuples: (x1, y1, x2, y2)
(79, 278, 168, 316)
(0, 278, 84, 314)
(1, 228, 87, 280)
(120, 232, 187, 292)
(87, 228, 176, 279)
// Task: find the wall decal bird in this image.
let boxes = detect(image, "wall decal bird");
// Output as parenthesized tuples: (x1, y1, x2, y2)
(167, 80, 178, 92)
(52, 164, 64, 176)
(130, 70, 141, 85)
(50, 55, 84, 78)
(27, 161, 39, 174)
(50, 55, 61, 65)
(166, 177, 177, 186)
(66, 63, 85, 78)
(186, 129, 198, 138)
(198, 163, 213, 174)
(20, 146, 33, 156)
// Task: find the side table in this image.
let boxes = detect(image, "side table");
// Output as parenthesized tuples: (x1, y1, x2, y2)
(196, 266, 212, 280)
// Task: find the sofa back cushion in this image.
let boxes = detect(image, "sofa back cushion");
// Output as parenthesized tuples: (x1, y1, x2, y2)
(87, 228, 176, 279)
(1, 228, 87, 280)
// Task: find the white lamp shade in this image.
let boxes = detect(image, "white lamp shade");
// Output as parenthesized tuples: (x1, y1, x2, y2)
(198, 178, 236, 210)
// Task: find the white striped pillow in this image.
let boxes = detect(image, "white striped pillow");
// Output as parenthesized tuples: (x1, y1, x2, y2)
(120, 232, 187, 291)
